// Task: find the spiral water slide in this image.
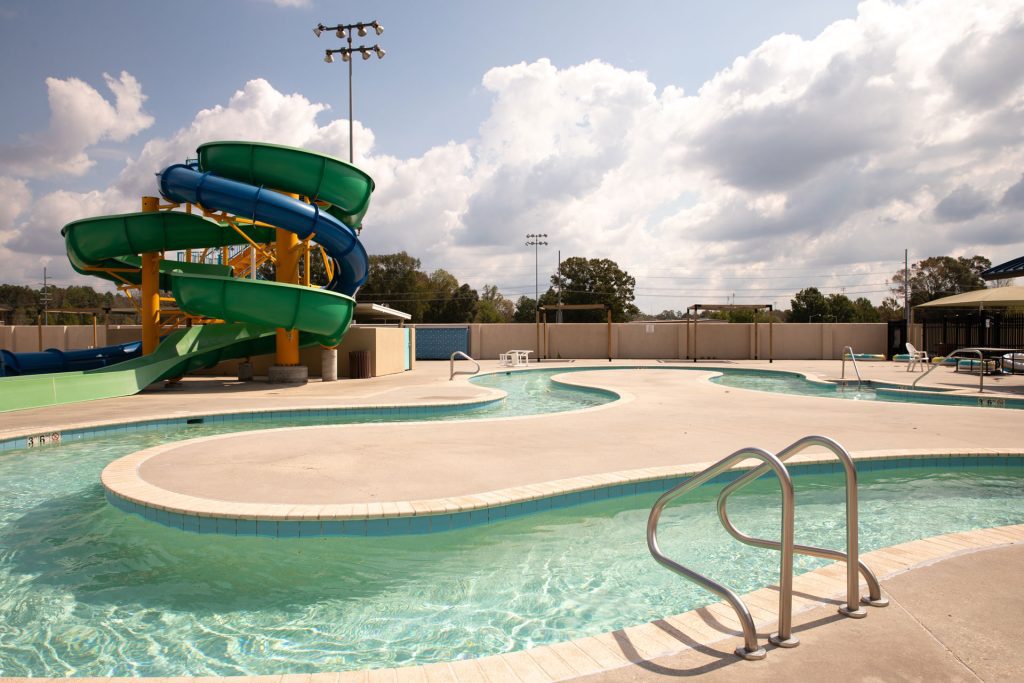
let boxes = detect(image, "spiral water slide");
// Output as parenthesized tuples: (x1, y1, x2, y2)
(0, 142, 372, 412)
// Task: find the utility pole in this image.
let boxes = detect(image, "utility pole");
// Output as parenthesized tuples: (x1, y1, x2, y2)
(40, 267, 51, 325)
(525, 233, 548, 311)
(904, 249, 910, 328)
(556, 249, 562, 323)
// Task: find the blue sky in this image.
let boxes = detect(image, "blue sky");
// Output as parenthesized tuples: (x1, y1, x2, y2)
(1, 0, 1022, 313)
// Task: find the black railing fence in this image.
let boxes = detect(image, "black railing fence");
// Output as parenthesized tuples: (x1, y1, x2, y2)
(921, 310, 1024, 356)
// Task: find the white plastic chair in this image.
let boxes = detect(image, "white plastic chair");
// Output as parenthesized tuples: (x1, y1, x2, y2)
(906, 342, 929, 372)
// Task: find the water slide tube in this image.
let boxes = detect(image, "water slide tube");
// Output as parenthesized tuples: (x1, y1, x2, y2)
(0, 142, 373, 411)
(0, 342, 142, 377)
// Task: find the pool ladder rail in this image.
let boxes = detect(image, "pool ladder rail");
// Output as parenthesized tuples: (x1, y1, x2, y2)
(449, 351, 480, 381)
(840, 345, 863, 391)
(912, 347, 987, 393)
(647, 435, 888, 661)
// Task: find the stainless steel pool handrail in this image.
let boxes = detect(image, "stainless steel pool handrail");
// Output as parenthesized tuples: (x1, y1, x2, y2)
(647, 448, 796, 660)
(449, 351, 480, 381)
(841, 346, 863, 390)
(716, 435, 889, 620)
(912, 347, 984, 392)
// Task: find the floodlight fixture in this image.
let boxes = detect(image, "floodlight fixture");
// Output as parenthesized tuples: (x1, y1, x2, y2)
(316, 19, 387, 163)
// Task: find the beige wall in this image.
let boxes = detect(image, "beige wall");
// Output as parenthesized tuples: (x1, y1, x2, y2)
(419, 321, 892, 361)
(1, 324, 110, 352)
(193, 325, 411, 378)
(3, 320, 908, 362)
(0, 323, 411, 378)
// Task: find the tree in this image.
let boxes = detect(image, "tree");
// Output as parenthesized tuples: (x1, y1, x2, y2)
(423, 269, 479, 323)
(357, 251, 430, 321)
(549, 257, 640, 322)
(876, 296, 903, 321)
(513, 296, 537, 323)
(889, 255, 991, 306)
(655, 309, 687, 320)
(826, 293, 856, 322)
(851, 297, 881, 322)
(474, 285, 514, 323)
(789, 287, 829, 322)
(708, 309, 758, 323)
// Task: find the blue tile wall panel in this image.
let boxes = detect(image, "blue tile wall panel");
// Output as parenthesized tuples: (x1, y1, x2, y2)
(415, 327, 469, 360)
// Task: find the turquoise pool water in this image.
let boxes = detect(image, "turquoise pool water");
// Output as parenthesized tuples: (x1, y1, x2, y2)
(708, 368, 1022, 408)
(1, 426, 1021, 676)
(1, 368, 1021, 675)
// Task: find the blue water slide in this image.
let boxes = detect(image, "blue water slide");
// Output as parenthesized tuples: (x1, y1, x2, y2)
(0, 341, 142, 377)
(157, 164, 369, 297)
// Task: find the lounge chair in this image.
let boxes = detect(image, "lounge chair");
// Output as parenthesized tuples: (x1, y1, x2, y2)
(905, 342, 929, 372)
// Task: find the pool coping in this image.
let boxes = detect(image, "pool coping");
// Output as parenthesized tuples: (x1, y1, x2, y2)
(6, 361, 1022, 452)
(100, 447, 1024, 537)
(5, 524, 1021, 682)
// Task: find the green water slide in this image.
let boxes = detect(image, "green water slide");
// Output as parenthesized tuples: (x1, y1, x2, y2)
(0, 324, 278, 412)
(1, 142, 372, 412)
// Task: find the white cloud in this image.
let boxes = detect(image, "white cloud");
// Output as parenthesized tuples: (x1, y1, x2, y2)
(0, 71, 153, 179)
(4, 0, 1024, 309)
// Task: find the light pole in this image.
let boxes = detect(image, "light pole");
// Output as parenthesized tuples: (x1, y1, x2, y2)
(526, 233, 548, 308)
(314, 20, 385, 164)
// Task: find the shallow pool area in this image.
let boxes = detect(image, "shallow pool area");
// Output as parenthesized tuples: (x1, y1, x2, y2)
(1, 438, 1022, 676)
(707, 367, 1023, 409)
(3, 364, 1023, 676)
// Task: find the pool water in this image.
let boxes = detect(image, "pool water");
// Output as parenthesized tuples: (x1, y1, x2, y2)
(711, 369, 880, 400)
(1, 368, 1020, 675)
(1, 425, 1021, 676)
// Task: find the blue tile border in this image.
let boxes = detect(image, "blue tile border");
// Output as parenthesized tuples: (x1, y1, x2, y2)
(103, 453, 1024, 539)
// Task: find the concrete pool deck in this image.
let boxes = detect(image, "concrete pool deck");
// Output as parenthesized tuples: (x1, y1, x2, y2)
(79, 359, 1023, 520)
(1, 358, 1023, 681)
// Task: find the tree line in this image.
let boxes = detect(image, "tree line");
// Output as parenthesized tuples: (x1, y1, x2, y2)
(0, 253, 999, 326)
(0, 284, 137, 325)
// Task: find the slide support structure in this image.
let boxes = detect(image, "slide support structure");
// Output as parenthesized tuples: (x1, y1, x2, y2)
(274, 226, 300, 367)
(141, 197, 161, 355)
(269, 202, 307, 384)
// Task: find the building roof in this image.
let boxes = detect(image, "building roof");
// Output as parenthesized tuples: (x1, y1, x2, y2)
(981, 255, 1024, 280)
(354, 302, 411, 322)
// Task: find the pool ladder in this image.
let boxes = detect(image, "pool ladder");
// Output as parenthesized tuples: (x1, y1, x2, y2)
(840, 346, 863, 390)
(647, 435, 888, 660)
(449, 351, 480, 381)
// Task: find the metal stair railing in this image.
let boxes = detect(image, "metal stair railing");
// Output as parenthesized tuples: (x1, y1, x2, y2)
(647, 448, 796, 660)
(912, 347, 985, 392)
(717, 435, 889, 622)
(449, 351, 480, 381)
(841, 346, 863, 390)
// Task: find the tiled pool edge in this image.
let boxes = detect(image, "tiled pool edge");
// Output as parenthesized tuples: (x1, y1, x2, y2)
(5, 525, 1021, 683)
(101, 447, 1024, 538)
(0, 395, 506, 452)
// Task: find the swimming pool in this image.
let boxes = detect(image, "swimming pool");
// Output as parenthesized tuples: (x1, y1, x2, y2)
(701, 367, 1022, 409)
(2, 367, 1021, 675)
(1, 437, 1021, 676)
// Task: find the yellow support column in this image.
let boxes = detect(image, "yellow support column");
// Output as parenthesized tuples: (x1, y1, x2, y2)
(141, 196, 161, 355)
(268, 203, 308, 384)
(275, 227, 300, 365)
